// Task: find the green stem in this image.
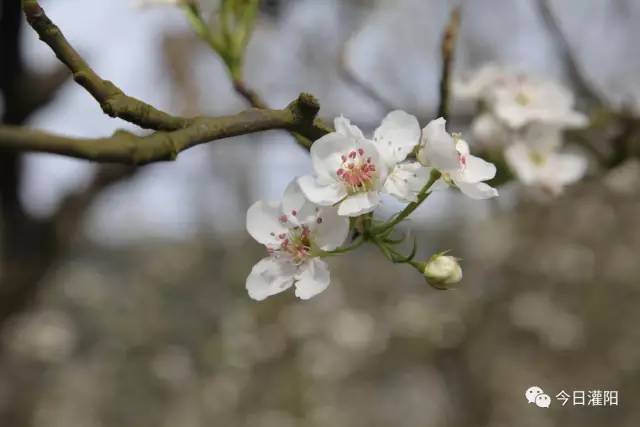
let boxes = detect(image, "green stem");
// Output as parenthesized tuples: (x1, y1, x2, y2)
(372, 169, 441, 235)
(320, 236, 366, 256)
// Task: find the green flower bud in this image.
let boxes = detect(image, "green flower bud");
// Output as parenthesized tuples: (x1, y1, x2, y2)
(422, 254, 462, 289)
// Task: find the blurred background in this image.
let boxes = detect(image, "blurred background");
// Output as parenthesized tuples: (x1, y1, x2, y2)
(1, 0, 640, 426)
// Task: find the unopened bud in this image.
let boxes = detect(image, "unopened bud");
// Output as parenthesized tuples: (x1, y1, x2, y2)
(422, 255, 462, 289)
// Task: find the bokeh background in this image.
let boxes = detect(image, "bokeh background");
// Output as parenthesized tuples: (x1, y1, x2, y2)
(1, 0, 640, 426)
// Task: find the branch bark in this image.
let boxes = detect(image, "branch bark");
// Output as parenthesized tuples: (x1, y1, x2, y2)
(0, 1, 332, 161)
(0, 93, 326, 163)
(437, 7, 460, 122)
(22, 0, 188, 131)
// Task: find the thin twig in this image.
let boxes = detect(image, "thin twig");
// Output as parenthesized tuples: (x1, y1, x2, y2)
(23, 0, 189, 131)
(339, 36, 397, 112)
(536, 0, 604, 105)
(437, 6, 461, 121)
(182, 2, 327, 149)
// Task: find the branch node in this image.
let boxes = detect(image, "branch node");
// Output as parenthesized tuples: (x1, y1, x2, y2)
(288, 93, 320, 123)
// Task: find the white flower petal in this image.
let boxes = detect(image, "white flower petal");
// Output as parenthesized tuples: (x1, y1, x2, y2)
(453, 63, 512, 101)
(282, 179, 317, 224)
(504, 143, 538, 185)
(494, 103, 530, 128)
(334, 116, 365, 140)
(297, 175, 347, 206)
(310, 132, 355, 183)
(246, 257, 296, 301)
(419, 118, 459, 171)
(471, 113, 509, 147)
(548, 152, 588, 185)
(383, 162, 431, 203)
(373, 110, 421, 166)
(560, 111, 589, 128)
(460, 154, 497, 182)
(294, 258, 331, 300)
(455, 180, 499, 199)
(313, 207, 350, 251)
(337, 191, 380, 216)
(246, 200, 287, 246)
(518, 124, 563, 153)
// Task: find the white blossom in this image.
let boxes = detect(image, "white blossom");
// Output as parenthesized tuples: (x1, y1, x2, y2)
(488, 76, 588, 129)
(458, 64, 590, 195)
(505, 143, 588, 196)
(417, 118, 498, 199)
(298, 111, 429, 216)
(456, 64, 588, 131)
(245, 180, 349, 301)
(453, 63, 514, 101)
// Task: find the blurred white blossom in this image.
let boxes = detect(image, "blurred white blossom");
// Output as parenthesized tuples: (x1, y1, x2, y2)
(505, 143, 587, 196)
(456, 64, 589, 195)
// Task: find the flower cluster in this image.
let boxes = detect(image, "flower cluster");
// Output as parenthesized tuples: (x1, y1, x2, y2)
(245, 111, 498, 301)
(455, 64, 589, 196)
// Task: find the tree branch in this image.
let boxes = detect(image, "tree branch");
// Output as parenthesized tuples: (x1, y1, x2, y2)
(182, 2, 326, 149)
(0, 93, 327, 163)
(339, 36, 398, 112)
(22, 0, 189, 131)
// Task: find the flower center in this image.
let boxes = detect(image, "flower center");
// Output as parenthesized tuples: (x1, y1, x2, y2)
(515, 91, 531, 106)
(335, 149, 377, 194)
(268, 225, 312, 264)
(268, 210, 325, 264)
(528, 151, 546, 166)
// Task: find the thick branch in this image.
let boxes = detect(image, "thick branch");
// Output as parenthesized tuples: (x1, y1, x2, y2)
(0, 94, 327, 163)
(22, 0, 188, 131)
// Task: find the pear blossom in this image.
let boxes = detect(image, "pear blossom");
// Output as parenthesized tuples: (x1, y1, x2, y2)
(246, 180, 349, 301)
(488, 76, 588, 129)
(457, 64, 588, 132)
(472, 114, 565, 152)
(504, 143, 587, 196)
(417, 118, 498, 199)
(453, 63, 515, 101)
(298, 111, 429, 216)
(470, 112, 510, 148)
